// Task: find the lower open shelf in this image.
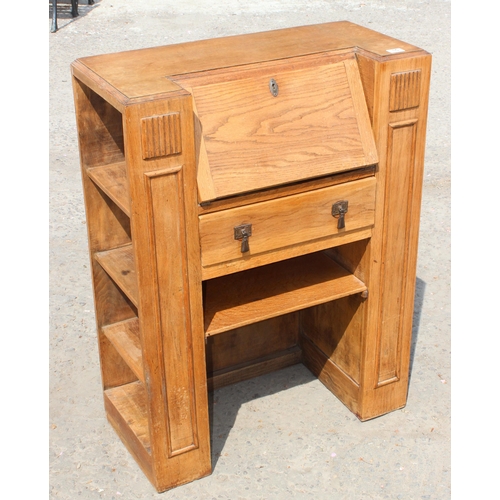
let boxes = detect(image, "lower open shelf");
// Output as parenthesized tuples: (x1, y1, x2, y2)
(204, 251, 366, 336)
(95, 245, 366, 339)
(97, 244, 366, 341)
(104, 381, 151, 455)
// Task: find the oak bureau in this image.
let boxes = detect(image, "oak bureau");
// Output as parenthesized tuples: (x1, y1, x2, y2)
(71, 21, 431, 492)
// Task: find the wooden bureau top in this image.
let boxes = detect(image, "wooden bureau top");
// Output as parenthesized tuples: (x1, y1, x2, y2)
(71, 21, 426, 106)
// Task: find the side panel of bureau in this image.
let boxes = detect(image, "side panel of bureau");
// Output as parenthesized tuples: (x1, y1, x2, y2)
(123, 95, 211, 491)
(360, 53, 431, 419)
(301, 52, 431, 420)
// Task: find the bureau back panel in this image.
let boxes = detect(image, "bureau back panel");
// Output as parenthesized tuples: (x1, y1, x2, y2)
(173, 53, 378, 202)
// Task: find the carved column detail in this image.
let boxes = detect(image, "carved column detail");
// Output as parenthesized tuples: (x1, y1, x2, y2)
(141, 112, 182, 159)
(389, 70, 421, 111)
(125, 97, 211, 490)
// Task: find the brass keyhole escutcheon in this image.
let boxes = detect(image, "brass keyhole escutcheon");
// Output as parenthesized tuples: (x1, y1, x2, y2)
(269, 78, 279, 97)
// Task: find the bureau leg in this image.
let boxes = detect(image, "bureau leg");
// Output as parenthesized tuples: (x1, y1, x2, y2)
(355, 54, 431, 420)
(124, 98, 211, 491)
(301, 53, 431, 421)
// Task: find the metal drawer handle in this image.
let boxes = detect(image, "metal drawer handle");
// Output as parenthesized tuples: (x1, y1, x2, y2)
(234, 224, 252, 253)
(332, 200, 348, 229)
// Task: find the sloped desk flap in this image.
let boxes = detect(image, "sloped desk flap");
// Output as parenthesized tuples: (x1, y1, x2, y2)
(172, 52, 378, 202)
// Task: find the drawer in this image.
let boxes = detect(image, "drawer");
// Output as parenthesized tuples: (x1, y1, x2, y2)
(199, 176, 376, 271)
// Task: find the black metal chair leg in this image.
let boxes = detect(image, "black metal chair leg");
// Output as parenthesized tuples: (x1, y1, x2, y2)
(51, 0, 58, 32)
(51, 0, 94, 33)
(71, 0, 79, 18)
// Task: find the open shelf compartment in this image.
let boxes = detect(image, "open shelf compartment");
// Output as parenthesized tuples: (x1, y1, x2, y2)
(104, 381, 152, 467)
(204, 251, 367, 336)
(87, 162, 131, 217)
(102, 318, 144, 383)
(95, 244, 366, 340)
(95, 244, 138, 307)
(94, 242, 367, 398)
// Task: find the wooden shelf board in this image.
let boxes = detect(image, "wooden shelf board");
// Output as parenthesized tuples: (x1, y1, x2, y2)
(95, 244, 138, 307)
(88, 162, 130, 216)
(104, 381, 151, 455)
(204, 252, 366, 336)
(103, 318, 144, 383)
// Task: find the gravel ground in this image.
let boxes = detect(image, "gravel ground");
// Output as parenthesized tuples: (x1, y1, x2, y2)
(48, 1, 451, 499)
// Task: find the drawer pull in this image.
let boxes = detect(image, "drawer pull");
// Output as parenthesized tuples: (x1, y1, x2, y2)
(234, 224, 252, 253)
(332, 200, 349, 229)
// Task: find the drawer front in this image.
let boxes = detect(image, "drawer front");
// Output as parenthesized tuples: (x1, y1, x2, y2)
(199, 176, 376, 269)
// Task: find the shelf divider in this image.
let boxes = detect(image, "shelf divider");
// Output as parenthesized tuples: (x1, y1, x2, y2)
(102, 318, 144, 383)
(104, 381, 152, 474)
(204, 252, 366, 336)
(88, 161, 130, 216)
(95, 244, 138, 307)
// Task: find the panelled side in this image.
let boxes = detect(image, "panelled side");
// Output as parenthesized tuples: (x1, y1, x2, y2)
(358, 53, 431, 419)
(123, 93, 211, 491)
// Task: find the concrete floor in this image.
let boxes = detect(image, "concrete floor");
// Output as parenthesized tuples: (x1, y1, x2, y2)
(49, 1, 451, 498)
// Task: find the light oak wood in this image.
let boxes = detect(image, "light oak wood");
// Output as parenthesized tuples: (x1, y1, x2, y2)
(174, 53, 377, 201)
(104, 381, 153, 483)
(204, 252, 367, 336)
(206, 314, 299, 374)
(300, 332, 360, 414)
(123, 96, 212, 490)
(358, 54, 431, 419)
(208, 346, 302, 391)
(199, 176, 376, 270)
(72, 21, 431, 491)
(198, 166, 375, 214)
(87, 162, 130, 216)
(95, 244, 138, 307)
(72, 22, 425, 103)
(301, 293, 365, 385)
(102, 318, 144, 383)
(301, 54, 431, 420)
(200, 228, 373, 281)
(105, 381, 151, 453)
(73, 76, 137, 392)
(73, 77, 125, 167)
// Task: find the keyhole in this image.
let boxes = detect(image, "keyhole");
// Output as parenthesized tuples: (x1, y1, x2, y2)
(269, 79, 279, 97)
